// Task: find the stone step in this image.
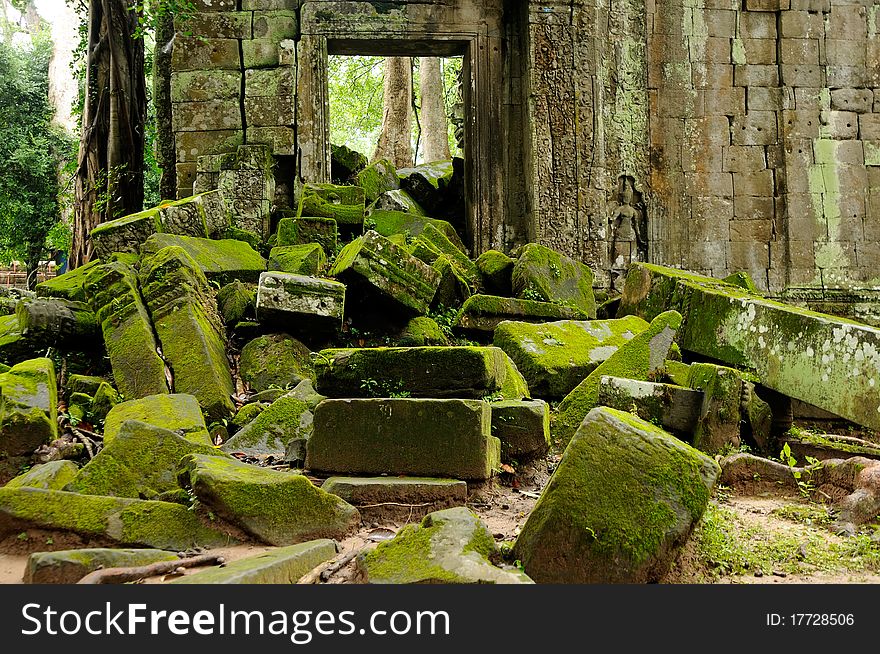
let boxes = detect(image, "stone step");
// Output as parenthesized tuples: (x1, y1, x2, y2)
(307, 399, 500, 481)
(322, 476, 468, 522)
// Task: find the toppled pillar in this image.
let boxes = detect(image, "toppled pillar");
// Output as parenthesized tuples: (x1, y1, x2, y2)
(619, 263, 880, 431)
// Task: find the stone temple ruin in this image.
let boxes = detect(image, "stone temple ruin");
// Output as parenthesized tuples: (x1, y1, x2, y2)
(1, 0, 880, 584)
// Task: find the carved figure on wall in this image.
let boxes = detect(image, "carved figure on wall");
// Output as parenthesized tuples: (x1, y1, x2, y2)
(609, 175, 648, 288)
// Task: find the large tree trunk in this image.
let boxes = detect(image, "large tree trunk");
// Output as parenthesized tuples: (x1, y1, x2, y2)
(70, 0, 146, 269)
(153, 6, 175, 200)
(419, 57, 450, 163)
(372, 57, 413, 169)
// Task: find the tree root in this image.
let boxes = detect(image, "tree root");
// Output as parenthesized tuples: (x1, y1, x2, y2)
(77, 553, 225, 584)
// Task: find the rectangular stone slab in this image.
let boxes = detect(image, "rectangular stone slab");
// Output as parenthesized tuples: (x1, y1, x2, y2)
(256, 272, 345, 330)
(140, 233, 266, 285)
(307, 399, 500, 480)
(597, 375, 703, 435)
(454, 295, 589, 334)
(619, 262, 880, 431)
(322, 477, 467, 522)
(490, 399, 551, 462)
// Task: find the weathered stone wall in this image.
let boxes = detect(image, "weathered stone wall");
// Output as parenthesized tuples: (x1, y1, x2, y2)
(167, 0, 880, 298)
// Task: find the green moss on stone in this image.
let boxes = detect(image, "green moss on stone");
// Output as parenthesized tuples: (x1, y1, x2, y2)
(221, 395, 311, 456)
(140, 234, 266, 285)
(36, 260, 102, 303)
(512, 243, 597, 318)
(476, 250, 515, 296)
(398, 316, 450, 346)
(5, 460, 79, 490)
(103, 394, 212, 446)
(216, 280, 256, 325)
(355, 159, 399, 203)
(239, 333, 313, 392)
(268, 244, 326, 275)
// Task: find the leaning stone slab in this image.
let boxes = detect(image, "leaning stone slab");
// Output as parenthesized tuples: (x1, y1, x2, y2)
(358, 507, 532, 584)
(83, 261, 169, 400)
(398, 160, 454, 217)
(276, 216, 338, 254)
(554, 310, 681, 444)
(0, 488, 232, 549)
(141, 233, 266, 285)
(308, 399, 500, 480)
(368, 211, 458, 245)
(66, 420, 223, 498)
(356, 159, 399, 203)
(255, 272, 345, 330)
(15, 298, 100, 349)
(619, 262, 880, 431)
(172, 540, 337, 584)
(239, 332, 313, 392)
(0, 358, 58, 456)
(454, 295, 589, 334)
(268, 244, 326, 275)
(411, 223, 479, 292)
(297, 183, 365, 226)
(371, 188, 425, 215)
(331, 143, 367, 180)
(513, 407, 719, 583)
(25, 548, 179, 584)
(140, 246, 235, 420)
(476, 250, 515, 296)
(0, 314, 35, 365)
(512, 243, 597, 318)
(35, 259, 102, 303)
(103, 394, 212, 446)
(687, 363, 743, 454)
(178, 454, 360, 546)
(216, 280, 255, 325)
(330, 230, 440, 316)
(314, 346, 528, 400)
(493, 316, 650, 398)
(5, 461, 78, 491)
(220, 395, 312, 457)
(490, 399, 550, 462)
(597, 376, 703, 435)
(322, 477, 467, 521)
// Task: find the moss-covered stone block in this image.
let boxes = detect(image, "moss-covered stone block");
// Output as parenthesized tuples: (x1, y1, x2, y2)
(330, 231, 441, 316)
(454, 294, 589, 335)
(104, 394, 211, 446)
(66, 420, 224, 498)
(268, 244, 326, 276)
(331, 143, 367, 181)
(216, 280, 256, 325)
(308, 399, 500, 480)
(297, 183, 365, 226)
(221, 395, 312, 457)
(358, 507, 532, 584)
(83, 261, 169, 400)
(553, 310, 682, 444)
(619, 262, 880, 431)
(141, 234, 266, 285)
(323, 477, 467, 522)
(512, 243, 596, 318)
(411, 223, 478, 293)
(239, 332, 313, 393)
(0, 358, 58, 456)
(356, 159, 399, 203)
(276, 216, 338, 254)
(173, 539, 337, 584)
(90, 208, 162, 259)
(140, 246, 235, 420)
(230, 402, 267, 431)
(596, 376, 703, 435)
(491, 399, 550, 463)
(367, 211, 461, 249)
(66, 374, 105, 398)
(398, 161, 455, 217)
(493, 316, 650, 399)
(0, 313, 36, 365)
(513, 407, 719, 583)
(15, 298, 100, 349)
(5, 460, 78, 491)
(476, 250, 515, 297)
(371, 188, 426, 216)
(90, 382, 120, 421)
(0, 488, 233, 549)
(430, 254, 473, 311)
(255, 272, 345, 331)
(25, 547, 179, 584)
(687, 363, 743, 454)
(398, 316, 449, 346)
(35, 259, 102, 303)
(314, 346, 527, 400)
(178, 454, 360, 545)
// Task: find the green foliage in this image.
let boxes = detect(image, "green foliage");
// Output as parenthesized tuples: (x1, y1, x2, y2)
(779, 443, 820, 498)
(0, 31, 73, 278)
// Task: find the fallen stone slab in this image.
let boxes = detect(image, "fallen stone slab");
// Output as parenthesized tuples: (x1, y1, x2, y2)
(357, 507, 532, 584)
(172, 539, 337, 584)
(490, 399, 550, 462)
(597, 376, 703, 435)
(398, 316, 450, 346)
(330, 230, 440, 316)
(276, 216, 338, 254)
(140, 246, 235, 420)
(141, 234, 266, 285)
(431, 254, 475, 310)
(454, 294, 589, 334)
(476, 250, 515, 297)
(0, 314, 36, 365)
(512, 243, 597, 318)
(781, 431, 880, 462)
(66, 420, 223, 498)
(307, 399, 500, 480)
(25, 548, 179, 584)
(687, 363, 743, 454)
(356, 158, 399, 203)
(0, 358, 58, 456)
(179, 454, 360, 545)
(239, 332, 313, 393)
(514, 407, 719, 583)
(618, 262, 880, 432)
(268, 244, 326, 275)
(314, 346, 528, 400)
(35, 259, 102, 303)
(5, 460, 78, 491)
(103, 394, 212, 446)
(494, 316, 650, 398)
(15, 298, 100, 350)
(83, 261, 169, 400)
(553, 310, 681, 444)
(331, 143, 367, 181)
(398, 160, 455, 218)
(221, 394, 312, 457)
(216, 280, 255, 325)
(0, 488, 233, 550)
(66, 374, 106, 398)
(368, 211, 463, 251)
(256, 272, 345, 331)
(371, 189, 425, 216)
(297, 183, 365, 227)
(322, 477, 467, 521)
